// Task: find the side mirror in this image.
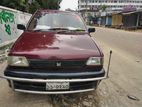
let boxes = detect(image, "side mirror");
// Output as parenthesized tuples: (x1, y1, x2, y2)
(88, 28, 95, 33)
(17, 24, 26, 31)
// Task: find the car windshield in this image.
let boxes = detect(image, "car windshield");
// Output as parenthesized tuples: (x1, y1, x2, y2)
(27, 12, 86, 31)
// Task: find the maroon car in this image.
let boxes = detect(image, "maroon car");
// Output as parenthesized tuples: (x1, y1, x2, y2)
(2, 10, 106, 94)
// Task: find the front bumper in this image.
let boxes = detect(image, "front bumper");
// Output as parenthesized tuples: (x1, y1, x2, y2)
(0, 69, 107, 94)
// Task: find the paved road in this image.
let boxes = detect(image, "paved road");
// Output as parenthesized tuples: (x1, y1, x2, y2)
(93, 27, 142, 107)
(0, 27, 142, 107)
(94, 27, 142, 61)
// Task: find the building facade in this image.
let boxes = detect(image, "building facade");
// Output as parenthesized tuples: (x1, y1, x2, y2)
(78, 0, 142, 11)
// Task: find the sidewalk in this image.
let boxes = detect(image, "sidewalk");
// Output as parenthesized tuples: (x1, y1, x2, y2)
(94, 26, 142, 34)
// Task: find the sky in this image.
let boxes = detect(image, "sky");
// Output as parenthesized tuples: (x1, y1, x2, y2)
(60, 0, 78, 10)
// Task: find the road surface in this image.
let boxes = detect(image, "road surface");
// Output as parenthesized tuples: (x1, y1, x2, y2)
(0, 27, 142, 107)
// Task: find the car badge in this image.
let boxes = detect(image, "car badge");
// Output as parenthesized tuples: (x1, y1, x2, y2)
(56, 62, 61, 67)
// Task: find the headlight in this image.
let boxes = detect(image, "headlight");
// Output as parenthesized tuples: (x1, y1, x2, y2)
(8, 56, 29, 67)
(86, 57, 103, 66)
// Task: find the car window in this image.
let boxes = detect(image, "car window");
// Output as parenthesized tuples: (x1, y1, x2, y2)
(27, 12, 86, 31)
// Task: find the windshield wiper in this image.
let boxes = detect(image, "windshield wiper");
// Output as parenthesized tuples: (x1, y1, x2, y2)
(48, 27, 71, 33)
(71, 29, 85, 31)
(48, 27, 70, 31)
(33, 27, 85, 32)
(56, 29, 86, 34)
(33, 29, 49, 32)
(33, 28, 70, 33)
(49, 27, 85, 31)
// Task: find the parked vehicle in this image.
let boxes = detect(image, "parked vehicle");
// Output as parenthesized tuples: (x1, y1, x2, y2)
(2, 10, 106, 94)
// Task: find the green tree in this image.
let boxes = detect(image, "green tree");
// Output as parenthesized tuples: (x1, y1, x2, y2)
(28, 0, 41, 13)
(36, 0, 61, 9)
(100, 5, 107, 12)
(0, 0, 29, 12)
(0, 0, 62, 13)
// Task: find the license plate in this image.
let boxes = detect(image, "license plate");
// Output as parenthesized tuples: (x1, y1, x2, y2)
(46, 82, 69, 90)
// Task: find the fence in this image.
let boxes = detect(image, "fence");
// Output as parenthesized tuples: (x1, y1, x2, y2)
(0, 6, 32, 47)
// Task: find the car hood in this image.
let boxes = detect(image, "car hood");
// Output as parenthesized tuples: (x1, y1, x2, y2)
(10, 31, 101, 60)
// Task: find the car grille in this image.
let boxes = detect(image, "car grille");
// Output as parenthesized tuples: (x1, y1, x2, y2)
(8, 59, 102, 72)
(29, 59, 87, 69)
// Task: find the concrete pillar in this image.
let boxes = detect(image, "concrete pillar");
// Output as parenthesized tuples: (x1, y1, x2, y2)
(136, 14, 140, 27)
(106, 16, 108, 25)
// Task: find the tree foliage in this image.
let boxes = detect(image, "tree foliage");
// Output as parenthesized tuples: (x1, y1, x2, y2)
(0, 0, 62, 13)
(100, 5, 107, 12)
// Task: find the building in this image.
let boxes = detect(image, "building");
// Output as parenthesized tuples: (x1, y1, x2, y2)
(122, 10, 142, 29)
(78, 0, 142, 11)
